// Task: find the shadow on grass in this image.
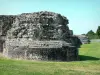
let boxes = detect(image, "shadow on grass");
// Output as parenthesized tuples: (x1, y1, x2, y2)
(79, 55, 100, 61)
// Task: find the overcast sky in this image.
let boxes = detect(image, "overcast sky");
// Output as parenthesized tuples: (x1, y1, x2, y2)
(0, 0, 100, 34)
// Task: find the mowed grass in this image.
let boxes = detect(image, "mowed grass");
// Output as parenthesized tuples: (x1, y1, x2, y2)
(0, 43, 100, 75)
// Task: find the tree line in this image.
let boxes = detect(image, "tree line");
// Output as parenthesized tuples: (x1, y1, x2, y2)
(86, 26, 100, 39)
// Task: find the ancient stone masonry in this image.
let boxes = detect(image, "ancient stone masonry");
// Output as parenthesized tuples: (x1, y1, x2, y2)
(0, 15, 16, 35)
(76, 35, 90, 44)
(0, 11, 81, 61)
(0, 15, 16, 52)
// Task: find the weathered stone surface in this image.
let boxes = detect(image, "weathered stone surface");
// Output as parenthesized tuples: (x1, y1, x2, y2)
(76, 35, 90, 44)
(7, 11, 70, 40)
(0, 11, 81, 61)
(0, 15, 16, 36)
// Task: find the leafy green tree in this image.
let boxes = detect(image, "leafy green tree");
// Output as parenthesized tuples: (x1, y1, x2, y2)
(86, 30, 95, 39)
(87, 30, 95, 35)
(96, 26, 100, 38)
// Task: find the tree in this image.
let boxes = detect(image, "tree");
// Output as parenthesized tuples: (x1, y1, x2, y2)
(87, 30, 95, 35)
(96, 26, 100, 38)
(86, 30, 95, 39)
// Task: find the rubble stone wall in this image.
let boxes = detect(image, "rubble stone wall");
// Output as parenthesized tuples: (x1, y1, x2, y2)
(0, 11, 81, 61)
(4, 39, 78, 61)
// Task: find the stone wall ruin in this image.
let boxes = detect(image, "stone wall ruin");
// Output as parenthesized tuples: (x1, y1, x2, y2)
(0, 11, 81, 61)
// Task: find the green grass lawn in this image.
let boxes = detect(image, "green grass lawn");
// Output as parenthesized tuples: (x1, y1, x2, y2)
(0, 43, 100, 75)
